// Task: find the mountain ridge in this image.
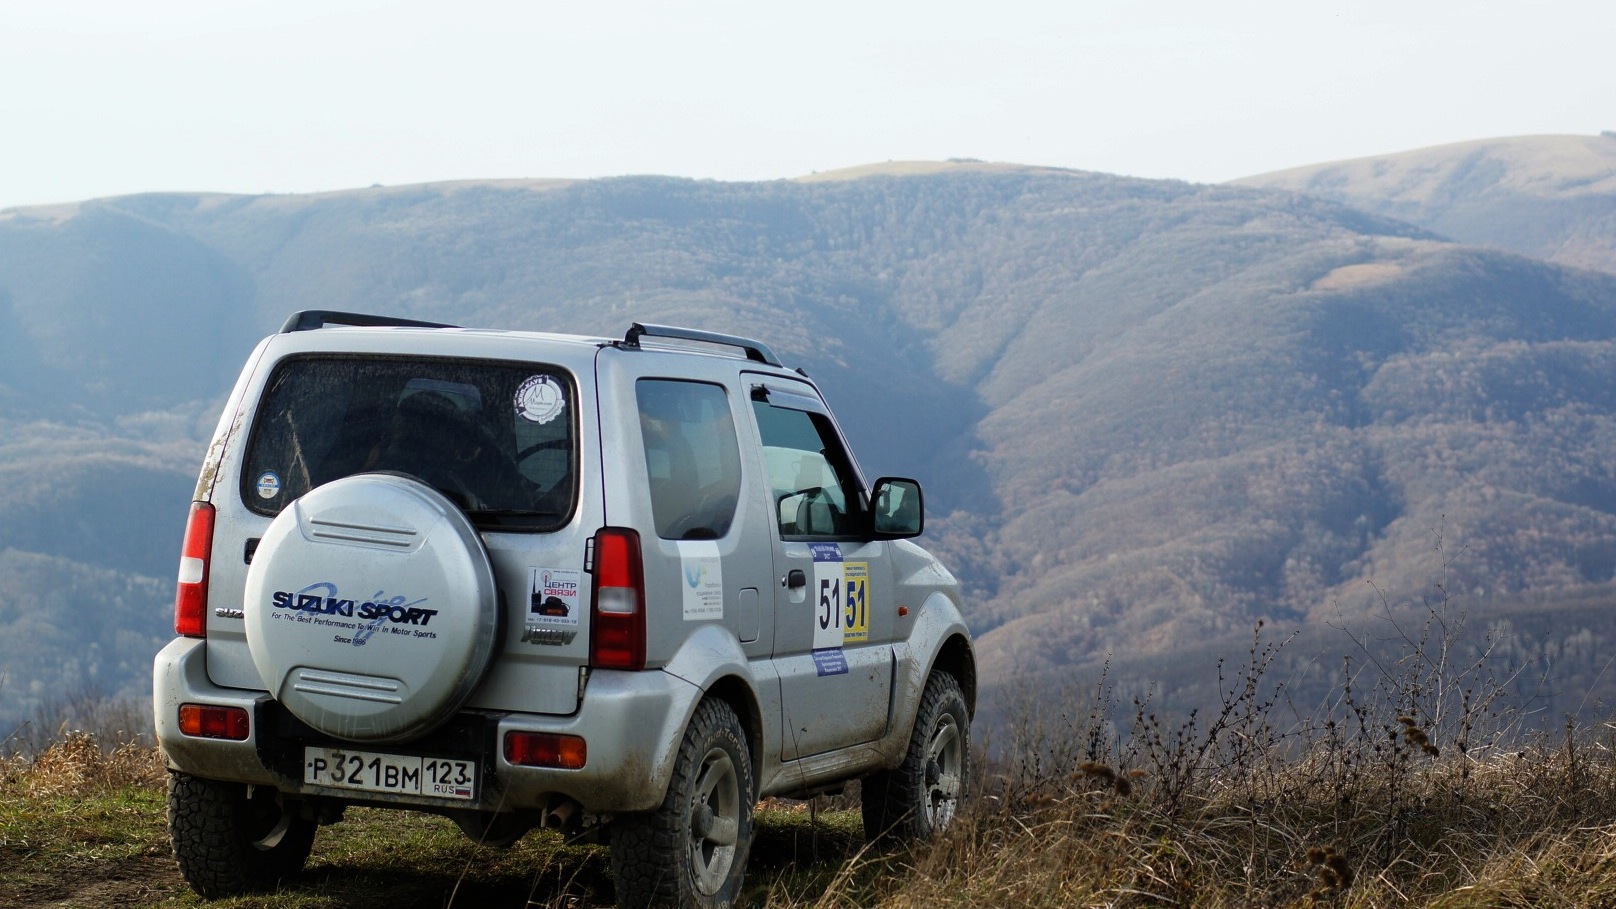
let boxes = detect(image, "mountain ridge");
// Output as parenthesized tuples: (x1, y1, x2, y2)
(1236, 133, 1616, 274)
(5, 142, 1616, 728)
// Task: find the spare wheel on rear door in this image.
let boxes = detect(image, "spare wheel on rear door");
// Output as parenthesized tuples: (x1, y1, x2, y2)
(244, 473, 500, 743)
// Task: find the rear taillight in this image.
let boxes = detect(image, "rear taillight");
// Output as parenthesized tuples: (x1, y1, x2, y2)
(589, 527, 645, 670)
(174, 502, 216, 637)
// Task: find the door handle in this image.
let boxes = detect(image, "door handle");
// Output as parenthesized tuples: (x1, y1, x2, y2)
(782, 569, 806, 590)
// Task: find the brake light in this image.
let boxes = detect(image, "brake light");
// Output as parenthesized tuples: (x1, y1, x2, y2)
(174, 502, 216, 637)
(589, 527, 645, 670)
(178, 704, 249, 740)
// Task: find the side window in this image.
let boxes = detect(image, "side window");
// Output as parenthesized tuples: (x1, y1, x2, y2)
(752, 399, 864, 539)
(636, 379, 742, 540)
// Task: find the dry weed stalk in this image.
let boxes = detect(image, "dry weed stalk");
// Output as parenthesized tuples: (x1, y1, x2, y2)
(23, 730, 164, 796)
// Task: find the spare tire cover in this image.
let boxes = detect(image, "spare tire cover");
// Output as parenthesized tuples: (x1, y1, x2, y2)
(245, 473, 499, 743)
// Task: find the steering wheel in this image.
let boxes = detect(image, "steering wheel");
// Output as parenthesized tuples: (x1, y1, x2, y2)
(517, 436, 569, 465)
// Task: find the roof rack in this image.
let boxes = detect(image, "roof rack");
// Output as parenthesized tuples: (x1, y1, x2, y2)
(279, 310, 459, 333)
(620, 323, 781, 366)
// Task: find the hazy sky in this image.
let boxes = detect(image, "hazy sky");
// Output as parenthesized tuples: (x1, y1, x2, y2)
(4, 0, 1612, 210)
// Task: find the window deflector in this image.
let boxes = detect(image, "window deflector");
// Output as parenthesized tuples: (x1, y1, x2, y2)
(749, 383, 825, 415)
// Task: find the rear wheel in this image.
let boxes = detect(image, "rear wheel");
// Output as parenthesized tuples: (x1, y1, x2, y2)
(168, 772, 317, 898)
(862, 671, 970, 843)
(611, 699, 755, 909)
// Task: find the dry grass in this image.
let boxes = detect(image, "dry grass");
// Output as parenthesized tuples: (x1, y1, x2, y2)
(744, 730, 1616, 909)
(8, 707, 1616, 907)
(3, 730, 165, 796)
(9, 565, 1616, 907)
(775, 577, 1616, 909)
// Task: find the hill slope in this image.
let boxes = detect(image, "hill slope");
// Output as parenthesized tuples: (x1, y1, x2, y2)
(5, 163, 1616, 726)
(1235, 133, 1616, 274)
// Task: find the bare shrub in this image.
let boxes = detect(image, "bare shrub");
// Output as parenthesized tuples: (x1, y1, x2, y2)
(12, 730, 163, 796)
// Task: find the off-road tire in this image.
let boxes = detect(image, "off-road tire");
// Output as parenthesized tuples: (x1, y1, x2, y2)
(862, 671, 970, 844)
(611, 699, 755, 909)
(168, 772, 317, 898)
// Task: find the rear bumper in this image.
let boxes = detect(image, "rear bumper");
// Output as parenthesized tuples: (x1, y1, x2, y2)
(154, 636, 701, 814)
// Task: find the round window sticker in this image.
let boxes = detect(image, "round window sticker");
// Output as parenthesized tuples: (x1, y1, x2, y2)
(515, 375, 565, 424)
(255, 471, 282, 499)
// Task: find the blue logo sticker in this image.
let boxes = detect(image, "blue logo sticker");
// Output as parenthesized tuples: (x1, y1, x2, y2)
(812, 648, 849, 677)
(684, 560, 707, 588)
(810, 542, 842, 563)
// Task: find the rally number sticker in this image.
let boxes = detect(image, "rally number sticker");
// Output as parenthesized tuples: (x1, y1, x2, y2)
(812, 543, 844, 650)
(843, 561, 869, 643)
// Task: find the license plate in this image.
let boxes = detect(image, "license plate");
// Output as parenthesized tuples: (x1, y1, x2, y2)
(304, 746, 478, 801)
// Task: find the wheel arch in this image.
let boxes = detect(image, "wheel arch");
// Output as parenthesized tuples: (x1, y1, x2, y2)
(703, 673, 765, 787)
(902, 589, 977, 718)
(661, 623, 768, 790)
(928, 632, 978, 718)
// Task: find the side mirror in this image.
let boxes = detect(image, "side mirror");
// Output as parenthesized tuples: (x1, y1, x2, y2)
(871, 477, 923, 538)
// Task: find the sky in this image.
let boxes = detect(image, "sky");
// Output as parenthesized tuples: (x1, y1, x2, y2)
(3, 0, 1613, 210)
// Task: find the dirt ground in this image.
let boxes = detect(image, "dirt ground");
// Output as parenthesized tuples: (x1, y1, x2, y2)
(5, 852, 186, 908)
(1, 741, 862, 909)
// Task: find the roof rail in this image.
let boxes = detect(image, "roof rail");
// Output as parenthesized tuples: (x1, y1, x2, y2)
(279, 310, 459, 333)
(621, 323, 781, 366)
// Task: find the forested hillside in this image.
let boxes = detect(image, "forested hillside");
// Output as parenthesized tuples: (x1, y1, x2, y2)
(1237, 133, 1616, 274)
(5, 157, 1616, 730)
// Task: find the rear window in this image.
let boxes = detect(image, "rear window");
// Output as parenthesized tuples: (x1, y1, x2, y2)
(241, 355, 576, 530)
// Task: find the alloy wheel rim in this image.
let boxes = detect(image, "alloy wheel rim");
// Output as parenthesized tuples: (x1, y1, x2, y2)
(925, 714, 962, 829)
(687, 747, 741, 894)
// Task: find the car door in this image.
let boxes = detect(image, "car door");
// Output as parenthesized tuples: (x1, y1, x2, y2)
(748, 375, 894, 760)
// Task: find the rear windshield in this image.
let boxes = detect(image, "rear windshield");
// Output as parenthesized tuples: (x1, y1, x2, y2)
(241, 355, 576, 530)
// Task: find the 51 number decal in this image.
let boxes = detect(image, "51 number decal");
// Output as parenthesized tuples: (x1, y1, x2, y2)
(843, 562, 868, 643)
(810, 547, 871, 649)
(819, 578, 842, 630)
(813, 562, 871, 647)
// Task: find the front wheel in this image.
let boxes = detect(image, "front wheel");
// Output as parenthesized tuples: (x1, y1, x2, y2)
(862, 671, 970, 843)
(611, 699, 755, 909)
(168, 772, 317, 898)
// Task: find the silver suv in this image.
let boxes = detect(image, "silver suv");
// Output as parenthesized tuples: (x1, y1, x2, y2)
(153, 312, 975, 908)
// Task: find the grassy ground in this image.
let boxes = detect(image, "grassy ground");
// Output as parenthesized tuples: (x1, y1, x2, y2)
(0, 732, 878, 908)
(11, 597, 1616, 907)
(10, 726, 1616, 908)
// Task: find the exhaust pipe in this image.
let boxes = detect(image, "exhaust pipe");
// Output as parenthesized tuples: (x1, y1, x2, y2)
(544, 798, 580, 830)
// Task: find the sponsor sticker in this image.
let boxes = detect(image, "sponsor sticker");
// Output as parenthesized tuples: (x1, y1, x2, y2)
(679, 540, 724, 621)
(812, 648, 849, 677)
(268, 582, 438, 646)
(514, 374, 566, 424)
(529, 568, 582, 625)
(525, 567, 582, 645)
(256, 471, 282, 499)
